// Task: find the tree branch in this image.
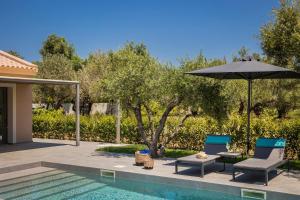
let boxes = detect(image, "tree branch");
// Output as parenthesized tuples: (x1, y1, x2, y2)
(151, 97, 180, 146)
(164, 112, 193, 145)
(132, 102, 150, 146)
(143, 103, 155, 139)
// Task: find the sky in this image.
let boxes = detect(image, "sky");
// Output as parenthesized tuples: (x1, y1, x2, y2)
(0, 0, 280, 64)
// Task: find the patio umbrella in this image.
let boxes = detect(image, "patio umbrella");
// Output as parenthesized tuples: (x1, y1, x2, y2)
(186, 57, 300, 155)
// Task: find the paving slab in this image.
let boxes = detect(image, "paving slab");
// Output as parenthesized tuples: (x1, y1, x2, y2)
(0, 138, 298, 196)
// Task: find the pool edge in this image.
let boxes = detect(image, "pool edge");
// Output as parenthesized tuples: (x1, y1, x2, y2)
(39, 161, 299, 200)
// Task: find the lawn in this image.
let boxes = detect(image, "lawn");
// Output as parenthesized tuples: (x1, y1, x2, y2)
(97, 144, 300, 170)
(97, 144, 197, 158)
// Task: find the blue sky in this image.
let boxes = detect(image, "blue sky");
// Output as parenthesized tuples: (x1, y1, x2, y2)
(0, 0, 279, 64)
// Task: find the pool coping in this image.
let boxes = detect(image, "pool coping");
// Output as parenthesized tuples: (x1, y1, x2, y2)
(0, 161, 298, 200)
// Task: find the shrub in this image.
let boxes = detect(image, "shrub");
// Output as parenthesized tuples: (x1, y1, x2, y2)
(33, 108, 139, 143)
(33, 109, 299, 159)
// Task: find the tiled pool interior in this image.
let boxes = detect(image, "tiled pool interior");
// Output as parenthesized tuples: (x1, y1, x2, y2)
(0, 168, 251, 200)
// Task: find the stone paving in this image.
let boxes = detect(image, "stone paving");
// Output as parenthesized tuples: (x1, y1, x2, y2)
(0, 138, 299, 196)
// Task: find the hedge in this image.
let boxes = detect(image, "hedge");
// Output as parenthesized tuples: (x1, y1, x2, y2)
(33, 109, 300, 159)
(32, 109, 139, 143)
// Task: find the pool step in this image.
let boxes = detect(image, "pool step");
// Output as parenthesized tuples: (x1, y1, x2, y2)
(0, 162, 41, 174)
(241, 188, 266, 200)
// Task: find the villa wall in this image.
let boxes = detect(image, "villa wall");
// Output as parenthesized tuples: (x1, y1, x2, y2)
(7, 87, 13, 143)
(15, 84, 32, 143)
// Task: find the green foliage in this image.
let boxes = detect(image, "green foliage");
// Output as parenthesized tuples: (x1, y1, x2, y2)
(260, 0, 300, 67)
(90, 43, 238, 155)
(163, 116, 218, 150)
(180, 55, 237, 123)
(287, 160, 300, 170)
(164, 148, 197, 158)
(5, 50, 23, 59)
(79, 51, 112, 104)
(35, 34, 84, 107)
(71, 55, 84, 71)
(40, 34, 75, 60)
(40, 34, 83, 70)
(94, 42, 160, 106)
(97, 144, 197, 158)
(260, 1, 300, 117)
(33, 109, 299, 159)
(33, 109, 138, 143)
(98, 144, 147, 155)
(232, 46, 262, 62)
(34, 55, 76, 108)
(32, 2, 300, 158)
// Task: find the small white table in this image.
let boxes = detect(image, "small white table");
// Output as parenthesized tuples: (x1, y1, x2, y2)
(217, 152, 241, 171)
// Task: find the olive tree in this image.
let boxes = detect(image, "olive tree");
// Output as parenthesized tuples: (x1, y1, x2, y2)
(94, 43, 233, 157)
(260, 0, 300, 118)
(78, 51, 112, 114)
(40, 34, 83, 71)
(35, 55, 76, 109)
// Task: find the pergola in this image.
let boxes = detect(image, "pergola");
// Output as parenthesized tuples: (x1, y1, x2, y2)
(0, 76, 81, 146)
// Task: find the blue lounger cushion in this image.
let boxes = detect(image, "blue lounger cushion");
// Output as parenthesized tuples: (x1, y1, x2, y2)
(139, 149, 151, 154)
(256, 138, 286, 148)
(205, 135, 231, 145)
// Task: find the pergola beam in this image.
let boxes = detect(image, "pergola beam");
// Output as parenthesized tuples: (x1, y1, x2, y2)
(0, 76, 79, 85)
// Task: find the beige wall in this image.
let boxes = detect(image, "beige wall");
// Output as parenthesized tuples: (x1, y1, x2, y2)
(7, 87, 14, 143)
(15, 84, 32, 143)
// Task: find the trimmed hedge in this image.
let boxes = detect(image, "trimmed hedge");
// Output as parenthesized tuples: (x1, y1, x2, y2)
(33, 109, 300, 159)
(33, 109, 139, 143)
(166, 113, 299, 159)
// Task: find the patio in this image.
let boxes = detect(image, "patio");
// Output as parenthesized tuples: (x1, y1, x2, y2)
(0, 138, 299, 197)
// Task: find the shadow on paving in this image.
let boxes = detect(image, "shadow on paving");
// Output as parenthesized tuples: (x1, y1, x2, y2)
(174, 163, 230, 176)
(0, 142, 69, 153)
(232, 170, 282, 185)
(282, 170, 300, 181)
(171, 162, 288, 186)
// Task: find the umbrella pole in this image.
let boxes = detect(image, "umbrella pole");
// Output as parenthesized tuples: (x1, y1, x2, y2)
(246, 79, 252, 156)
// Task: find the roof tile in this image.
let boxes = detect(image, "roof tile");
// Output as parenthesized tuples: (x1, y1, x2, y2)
(0, 50, 37, 71)
(0, 50, 38, 77)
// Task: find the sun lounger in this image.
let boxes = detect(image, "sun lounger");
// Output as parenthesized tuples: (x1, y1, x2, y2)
(232, 138, 289, 186)
(175, 135, 231, 177)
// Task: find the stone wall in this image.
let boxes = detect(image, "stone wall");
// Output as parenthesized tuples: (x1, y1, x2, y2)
(32, 103, 116, 115)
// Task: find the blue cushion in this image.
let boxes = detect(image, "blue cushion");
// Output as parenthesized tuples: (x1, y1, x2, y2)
(139, 149, 150, 154)
(256, 138, 286, 148)
(205, 135, 231, 145)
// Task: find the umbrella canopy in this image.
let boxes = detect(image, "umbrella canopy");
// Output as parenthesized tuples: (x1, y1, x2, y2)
(187, 57, 300, 155)
(187, 59, 300, 80)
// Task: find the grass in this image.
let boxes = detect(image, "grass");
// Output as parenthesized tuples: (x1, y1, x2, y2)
(98, 144, 147, 155)
(289, 109, 300, 119)
(97, 144, 300, 170)
(97, 144, 197, 158)
(285, 159, 300, 170)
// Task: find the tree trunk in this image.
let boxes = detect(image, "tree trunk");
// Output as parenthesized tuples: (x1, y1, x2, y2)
(149, 144, 158, 157)
(54, 101, 62, 110)
(150, 98, 180, 157)
(238, 100, 244, 115)
(115, 100, 121, 144)
(133, 104, 150, 147)
(144, 104, 155, 139)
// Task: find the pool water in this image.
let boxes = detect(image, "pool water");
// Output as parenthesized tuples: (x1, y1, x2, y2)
(0, 169, 249, 200)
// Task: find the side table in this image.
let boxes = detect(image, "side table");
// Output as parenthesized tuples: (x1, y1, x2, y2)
(217, 152, 241, 171)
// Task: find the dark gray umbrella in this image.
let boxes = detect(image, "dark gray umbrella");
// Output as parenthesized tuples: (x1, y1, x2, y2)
(187, 57, 300, 155)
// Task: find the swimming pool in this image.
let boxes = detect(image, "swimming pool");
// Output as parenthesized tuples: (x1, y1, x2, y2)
(0, 169, 250, 200)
